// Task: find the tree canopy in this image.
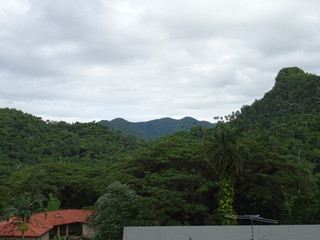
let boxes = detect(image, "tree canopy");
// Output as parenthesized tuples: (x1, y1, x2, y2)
(1, 67, 320, 237)
(90, 182, 139, 240)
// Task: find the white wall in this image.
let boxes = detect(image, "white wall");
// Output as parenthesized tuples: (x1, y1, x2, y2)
(123, 225, 320, 240)
(0, 232, 48, 240)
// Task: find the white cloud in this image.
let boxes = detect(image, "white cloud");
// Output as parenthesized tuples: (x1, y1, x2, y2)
(0, 0, 320, 123)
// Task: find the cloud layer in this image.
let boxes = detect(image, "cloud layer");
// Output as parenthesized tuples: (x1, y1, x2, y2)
(1, 0, 319, 122)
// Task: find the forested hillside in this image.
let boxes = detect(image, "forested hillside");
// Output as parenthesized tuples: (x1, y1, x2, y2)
(0, 108, 145, 214)
(99, 117, 215, 140)
(233, 67, 320, 169)
(1, 67, 320, 238)
(0, 108, 144, 165)
(231, 67, 320, 223)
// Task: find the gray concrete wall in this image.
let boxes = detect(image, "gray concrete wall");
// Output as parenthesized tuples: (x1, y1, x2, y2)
(123, 225, 320, 240)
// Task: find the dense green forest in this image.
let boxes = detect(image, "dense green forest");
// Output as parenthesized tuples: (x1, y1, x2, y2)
(99, 116, 215, 140)
(1, 67, 320, 239)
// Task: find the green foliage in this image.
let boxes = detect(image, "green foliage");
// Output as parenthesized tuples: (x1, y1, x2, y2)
(231, 67, 320, 223)
(206, 125, 245, 225)
(91, 182, 139, 240)
(3, 192, 44, 240)
(100, 117, 215, 140)
(217, 177, 236, 225)
(4, 192, 43, 222)
(99, 118, 151, 140)
(54, 235, 70, 240)
(0, 108, 144, 165)
(206, 124, 245, 177)
(45, 193, 61, 212)
(234, 139, 313, 222)
(0, 185, 11, 217)
(9, 162, 107, 209)
(17, 222, 28, 231)
(233, 67, 320, 167)
(102, 132, 216, 225)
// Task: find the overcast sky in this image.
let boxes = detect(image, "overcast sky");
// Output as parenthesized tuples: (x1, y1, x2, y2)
(1, 0, 319, 123)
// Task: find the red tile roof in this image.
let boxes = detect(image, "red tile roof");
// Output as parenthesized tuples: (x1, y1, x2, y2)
(0, 209, 93, 237)
(0, 216, 53, 237)
(33, 209, 93, 226)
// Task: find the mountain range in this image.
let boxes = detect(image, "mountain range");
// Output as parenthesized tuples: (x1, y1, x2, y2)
(99, 117, 215, 140)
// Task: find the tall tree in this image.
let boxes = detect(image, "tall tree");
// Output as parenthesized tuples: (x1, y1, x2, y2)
(4, 192, 43, 240)
(206, 124, 245, 225)
(90, 182, 139, 240)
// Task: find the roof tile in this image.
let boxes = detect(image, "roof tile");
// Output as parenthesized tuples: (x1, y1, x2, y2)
(0, 209, 93, 237)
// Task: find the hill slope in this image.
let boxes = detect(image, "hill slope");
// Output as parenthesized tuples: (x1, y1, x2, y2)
(99, 117, 215, 140)
(0, 108, 144, 165)
(232, 67, 320, 166)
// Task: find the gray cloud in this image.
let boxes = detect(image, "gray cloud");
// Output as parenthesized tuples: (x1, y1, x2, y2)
(0, 0, 320, 122)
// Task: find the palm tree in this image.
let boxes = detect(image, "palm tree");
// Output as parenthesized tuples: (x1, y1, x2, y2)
(206, 124, 244, 225)
(4, 192, 43, 240)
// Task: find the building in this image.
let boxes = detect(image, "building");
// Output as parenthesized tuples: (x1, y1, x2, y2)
(0, 209, 94, 240)
(123, 225, 320, 240)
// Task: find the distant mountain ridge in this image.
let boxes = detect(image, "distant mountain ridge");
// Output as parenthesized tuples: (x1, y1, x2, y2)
(99, 117, 215, 140)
